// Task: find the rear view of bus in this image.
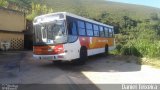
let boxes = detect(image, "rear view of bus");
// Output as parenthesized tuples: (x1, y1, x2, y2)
(33, 12, 115, 65)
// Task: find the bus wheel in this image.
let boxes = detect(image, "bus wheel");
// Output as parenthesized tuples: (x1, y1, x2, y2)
(104, 45, 109, 56)
(52, 60, 62, 65)
(73, 47, 87, 65)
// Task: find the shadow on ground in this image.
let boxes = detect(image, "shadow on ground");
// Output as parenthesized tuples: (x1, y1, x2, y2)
(41, 54, 142, 72)
(0, 51, 25, 79)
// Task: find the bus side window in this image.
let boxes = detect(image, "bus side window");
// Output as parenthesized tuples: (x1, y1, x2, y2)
(68, 22, 77, 35)
(99, 26, 105, 37)
(109, 28, 113, 37)
(86, 22, 93, 36)
(104, 27, 109, 37)
(93, 24, 99, 36)
(78, 21, 86, 36)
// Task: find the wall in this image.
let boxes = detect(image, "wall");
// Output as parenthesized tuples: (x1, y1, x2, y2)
(0, 31, 24, 50)
(0, 7, 26, 50)
(0, 7, 26, 32)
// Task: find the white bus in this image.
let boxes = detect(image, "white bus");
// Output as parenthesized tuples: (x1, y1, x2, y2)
(33, 12, 115, 64)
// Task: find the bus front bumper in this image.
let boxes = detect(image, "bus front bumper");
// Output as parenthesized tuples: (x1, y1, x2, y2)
(33, 53, 68, 61)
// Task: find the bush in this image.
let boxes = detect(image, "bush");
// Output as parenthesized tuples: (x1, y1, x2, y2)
(120, 45, 130, 55)
(130, 46, 142, 57)
(135, 40, 160, 58)
(120, 45, 142, 57)
(0, 0, 8, 7)
(116, 44, 122, 53)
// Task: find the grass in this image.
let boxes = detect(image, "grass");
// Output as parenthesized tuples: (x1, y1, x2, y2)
(109, 50, 160, 68)
(141, 57, 160, 68)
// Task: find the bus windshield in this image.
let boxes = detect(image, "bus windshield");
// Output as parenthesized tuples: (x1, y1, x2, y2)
(33, 20, 67, 45)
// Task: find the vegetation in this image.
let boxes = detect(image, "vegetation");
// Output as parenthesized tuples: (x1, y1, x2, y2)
(0, 0, 8, 7)
(26, 2, 53, 20)
(0, 0, 160, 66)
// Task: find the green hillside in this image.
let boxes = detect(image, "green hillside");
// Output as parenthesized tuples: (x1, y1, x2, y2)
(34, 0, 160, 20)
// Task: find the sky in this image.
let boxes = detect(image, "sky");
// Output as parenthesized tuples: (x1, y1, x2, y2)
(107, 0, 160, 9)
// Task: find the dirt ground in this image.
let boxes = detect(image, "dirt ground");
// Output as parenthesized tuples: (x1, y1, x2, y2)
(0, 51, 160, 90)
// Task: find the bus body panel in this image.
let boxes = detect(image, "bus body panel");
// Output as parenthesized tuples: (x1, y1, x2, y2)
(33, 53, 67, 61)
(33, 36, 115, 61)
(78, 37, 115, 56)
(63, 38, 81, 60)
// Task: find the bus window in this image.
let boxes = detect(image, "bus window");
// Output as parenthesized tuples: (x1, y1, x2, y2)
(47, 25, 53, 39)
(93, 24, 99, 36)
(104, 27, 109, 37)
(99, 26, 105, 37)
(86, 22, 93, 36)
(109, 28, 113, 37)
(41, 26, 47, 39)
(78, 21, 86, 35)
(68, 21, 77, 35)
(34, 25, 42, 42)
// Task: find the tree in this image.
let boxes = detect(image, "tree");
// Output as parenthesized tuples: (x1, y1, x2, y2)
(122, 16, 138, 29)
(100, 11, 109, 19)
(150, 13, 159, 21)
(26, 2, 53, 20)
(7, 0, 32, 12)
(152, 21, 160, 36)
(0, 0, 8, 7)
(123, 16, 129, 28)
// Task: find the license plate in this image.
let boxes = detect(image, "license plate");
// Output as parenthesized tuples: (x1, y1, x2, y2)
(41, 56, 52, 60)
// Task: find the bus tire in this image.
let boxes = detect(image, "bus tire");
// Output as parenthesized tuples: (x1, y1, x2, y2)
(53, 60, 61, 65)
(104, 45, 109, 56)
(73, 47, 87, 65)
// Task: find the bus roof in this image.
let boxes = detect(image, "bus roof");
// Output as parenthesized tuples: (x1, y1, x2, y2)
(34, 12, 113, 28)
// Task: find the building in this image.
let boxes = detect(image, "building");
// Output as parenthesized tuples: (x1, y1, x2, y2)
(0, 7, 26, 50)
